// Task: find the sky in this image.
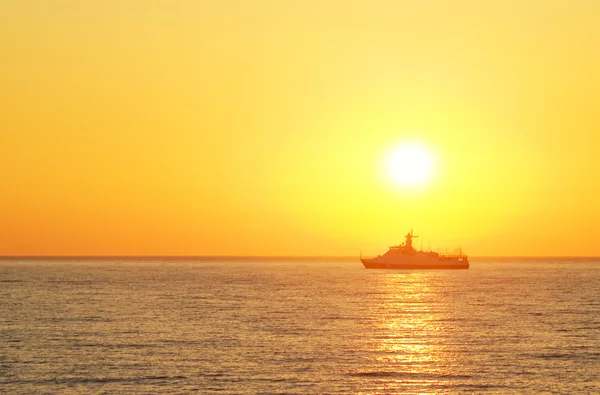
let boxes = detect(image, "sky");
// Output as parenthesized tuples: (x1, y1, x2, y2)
(1, 0, 599, 256)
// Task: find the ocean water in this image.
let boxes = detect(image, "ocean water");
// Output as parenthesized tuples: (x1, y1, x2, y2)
(1, 258, 599, 394)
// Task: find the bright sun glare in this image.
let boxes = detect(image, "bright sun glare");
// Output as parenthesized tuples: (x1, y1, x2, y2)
(386, 143, 434, 188)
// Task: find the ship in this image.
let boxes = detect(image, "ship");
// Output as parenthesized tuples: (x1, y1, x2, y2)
(360, 229, 469, 269)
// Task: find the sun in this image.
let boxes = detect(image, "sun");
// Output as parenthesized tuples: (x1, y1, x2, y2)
(386, 143, 435, 188)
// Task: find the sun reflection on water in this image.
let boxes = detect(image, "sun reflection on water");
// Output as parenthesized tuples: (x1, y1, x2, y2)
(359, 272, 462, 393)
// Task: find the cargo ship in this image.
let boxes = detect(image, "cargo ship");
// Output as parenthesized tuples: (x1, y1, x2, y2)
(360, 229, 469, 269)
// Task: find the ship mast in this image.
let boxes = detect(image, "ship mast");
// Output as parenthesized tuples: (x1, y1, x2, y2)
(404, 229, 418, 252)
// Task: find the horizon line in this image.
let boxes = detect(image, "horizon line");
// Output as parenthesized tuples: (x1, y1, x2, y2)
(1, 255, 599, 260)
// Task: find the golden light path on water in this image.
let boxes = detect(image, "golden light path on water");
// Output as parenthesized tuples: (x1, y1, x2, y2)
(358, 272, 463, 393)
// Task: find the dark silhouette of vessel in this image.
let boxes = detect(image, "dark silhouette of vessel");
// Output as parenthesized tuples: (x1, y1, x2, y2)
(360, 229, 469, 269)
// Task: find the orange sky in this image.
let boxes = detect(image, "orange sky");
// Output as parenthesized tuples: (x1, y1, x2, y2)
(1, 1, 599, 256)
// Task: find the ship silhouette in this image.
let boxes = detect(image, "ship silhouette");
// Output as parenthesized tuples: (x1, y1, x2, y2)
(360, 229, 469, 269)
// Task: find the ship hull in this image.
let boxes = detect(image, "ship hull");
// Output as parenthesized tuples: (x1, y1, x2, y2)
(360, 258, 469, 270)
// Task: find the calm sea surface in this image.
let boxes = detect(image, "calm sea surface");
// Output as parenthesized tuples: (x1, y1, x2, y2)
(1, 258, 599, 394)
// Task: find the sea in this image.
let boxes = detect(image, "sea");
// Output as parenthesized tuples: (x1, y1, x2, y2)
(1, 257, 599, 394)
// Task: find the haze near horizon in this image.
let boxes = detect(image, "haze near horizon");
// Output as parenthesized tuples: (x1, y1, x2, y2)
(1, 1, 599, 256)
